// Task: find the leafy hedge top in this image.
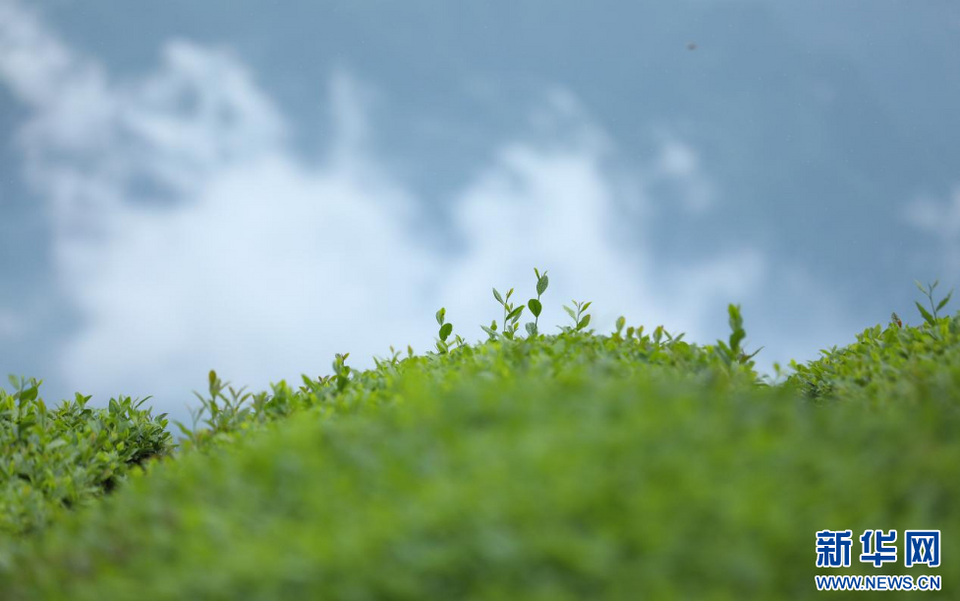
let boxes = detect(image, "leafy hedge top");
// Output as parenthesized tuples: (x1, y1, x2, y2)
(3, 307, 959, 599)
(177, 300, 761, 452)
(789, 280, 960, 404)
(1, 272, 956, 599)
(0, 380, 172, 536)
(1, 270, 760, 541)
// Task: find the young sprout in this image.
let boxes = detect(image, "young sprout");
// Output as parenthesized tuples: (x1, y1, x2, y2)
(491, 287, 525, 340)
(562, 299, 592, 333)
(615, 316, 626, 338)
(525, 268, 549, 337)
(715, 304, 761, 365)
(435, 307, 454, 353)
(332, 353, 351, 392)
(480, 319, 497, 340)
(915, 280, 952, 326)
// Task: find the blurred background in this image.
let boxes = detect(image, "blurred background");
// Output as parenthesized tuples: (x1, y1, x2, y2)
(1, 0, 958, 424)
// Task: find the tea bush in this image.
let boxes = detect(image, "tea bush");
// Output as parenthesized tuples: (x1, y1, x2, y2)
(789, 280, 960, 406)
(172, 274, 761, 456)
(0, 379, 172, 537)
(0, 272, 956, 599)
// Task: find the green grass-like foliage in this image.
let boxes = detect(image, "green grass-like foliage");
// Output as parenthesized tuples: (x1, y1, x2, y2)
(790, 280, 960, 404)
(0, 272, 957, 599)
(0, 379, 172, 536)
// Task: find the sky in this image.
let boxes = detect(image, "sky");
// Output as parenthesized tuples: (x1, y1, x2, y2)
(1, 0, 958, 424)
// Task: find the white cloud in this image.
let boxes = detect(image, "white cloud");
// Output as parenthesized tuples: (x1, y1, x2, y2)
(0, 0, 773, 418)
(904, 186, 960, 272)
(905, 186, 960, 241)
(0, 308, 20, 339)
(439, 138, 763, 339)
(649, 137, 716, 215)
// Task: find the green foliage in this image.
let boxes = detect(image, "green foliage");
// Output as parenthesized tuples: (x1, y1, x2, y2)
(0, 379, 171, 537)
(915, 279, 951, 324)
(714, 304, 762, 367)
(4, 336, 959, 599)
(913, 280, 953, 340)
(489, 286, 525, 340)
(789, 285, 958, 403)
(1, 272, 958, 599)
(435, 307, 458, 354)
(526, 267, 549, 337)
(561, 299, 592, 333)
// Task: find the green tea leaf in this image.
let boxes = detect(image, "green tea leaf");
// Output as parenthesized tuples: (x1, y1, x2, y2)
(916, 301, 936, 326)
(937, 291, 952, 312)
(537, 275, 549, 296)
(729, 329, 745, 354)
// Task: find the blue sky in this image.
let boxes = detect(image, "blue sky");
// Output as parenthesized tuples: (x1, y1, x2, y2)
(1, 0, 958, 423)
